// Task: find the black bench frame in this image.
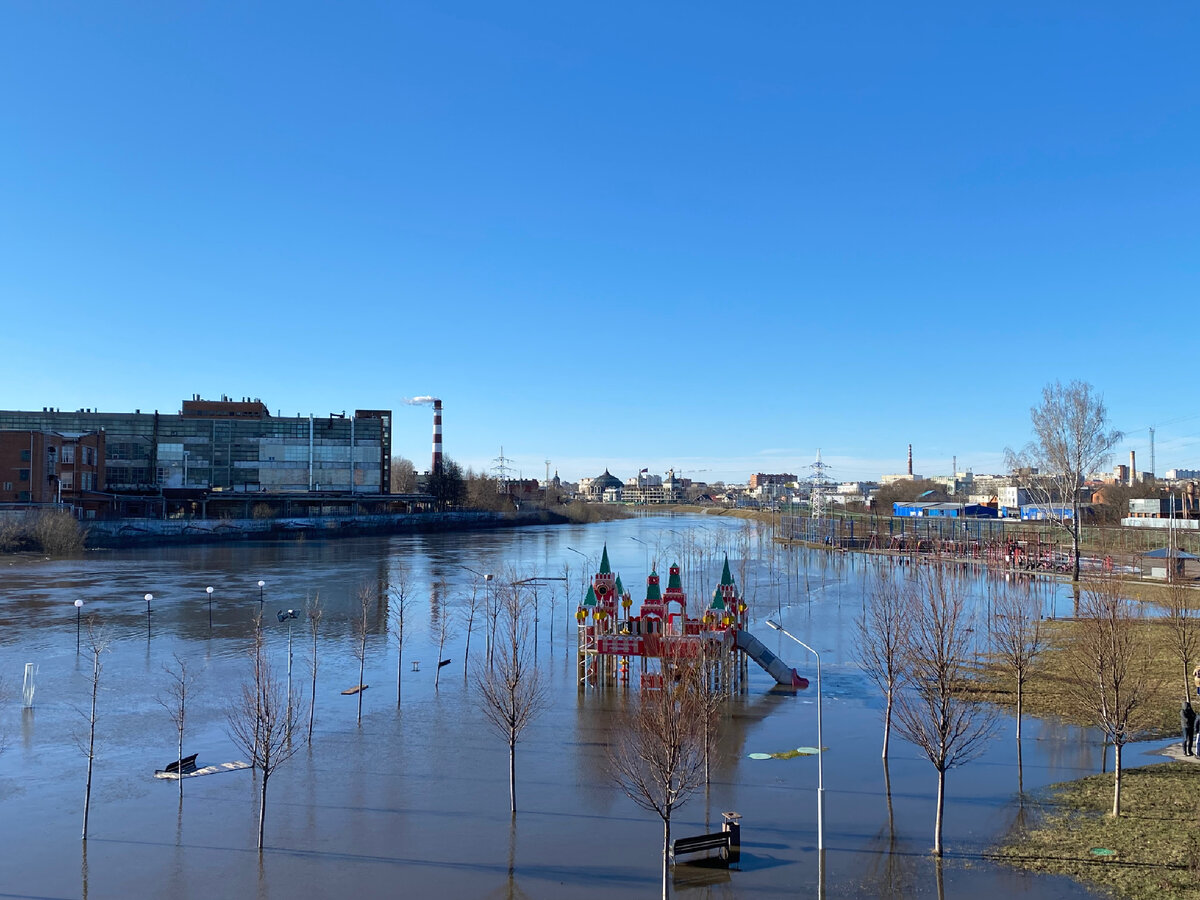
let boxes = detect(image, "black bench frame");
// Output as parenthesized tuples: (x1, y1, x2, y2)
(671, 831, 731, 861)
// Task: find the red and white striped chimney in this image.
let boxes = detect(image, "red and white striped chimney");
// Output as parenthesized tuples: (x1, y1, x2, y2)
(907, 444, 913, 476)
(432, 399, 443, 475)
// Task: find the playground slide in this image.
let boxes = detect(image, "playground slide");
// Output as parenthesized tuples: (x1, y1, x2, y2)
(734, 629, 808, 689)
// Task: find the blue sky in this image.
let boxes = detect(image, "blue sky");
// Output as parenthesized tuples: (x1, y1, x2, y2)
(2, 3, 1198, 484)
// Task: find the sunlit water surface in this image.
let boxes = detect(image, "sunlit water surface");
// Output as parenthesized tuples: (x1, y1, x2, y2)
(0, 515, 1133, 898)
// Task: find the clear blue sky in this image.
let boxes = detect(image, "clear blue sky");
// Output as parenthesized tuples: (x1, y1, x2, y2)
(2, 3, 1197, 484)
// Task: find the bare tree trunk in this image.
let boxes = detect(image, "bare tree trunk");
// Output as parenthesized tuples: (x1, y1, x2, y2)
(1016, 680, 1023, 742)
(258, 771, 268, 851)
(357, 651, 365, 726)
(662, 816, 671, 900)
(1112, 743, 1122, 817)
(82, 653, 99, 841)
(882, 690, 892, 759)
(177, 717, 184, 802)
(934, 768, 945, 857)
(509, 735, 516, 814)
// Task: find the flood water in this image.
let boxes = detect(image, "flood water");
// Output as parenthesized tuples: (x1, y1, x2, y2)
(0, 514, 1133, 898)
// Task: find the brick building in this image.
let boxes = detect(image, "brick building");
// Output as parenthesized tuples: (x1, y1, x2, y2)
(0, 430, 106, 514)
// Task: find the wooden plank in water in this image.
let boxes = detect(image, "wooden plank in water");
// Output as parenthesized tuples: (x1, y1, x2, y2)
(155, 760, 250, 780)
(341, 684, 369, 695)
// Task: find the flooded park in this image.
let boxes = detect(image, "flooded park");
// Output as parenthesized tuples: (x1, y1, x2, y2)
(0, 514, 1137, 898)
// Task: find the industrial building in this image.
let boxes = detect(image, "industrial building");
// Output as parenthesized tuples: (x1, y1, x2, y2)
(0, 397, 402, 517)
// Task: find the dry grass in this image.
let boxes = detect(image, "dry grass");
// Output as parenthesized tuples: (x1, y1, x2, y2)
(974, 617, 1186, 736)
(997, 762, 1200, 900)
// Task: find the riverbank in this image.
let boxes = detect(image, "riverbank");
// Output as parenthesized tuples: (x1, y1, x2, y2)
(996, 760, 1200, 900)
(80, 508, 569, 549)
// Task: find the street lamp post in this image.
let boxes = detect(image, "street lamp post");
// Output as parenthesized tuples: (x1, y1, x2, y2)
(205, 586, 214, 630)
(278, 608, 299, 725)
(74, 599, 84, 652)
(766, 618, 824, 851)
(144, 593, 153, 639)
(257, 580, 266, 610)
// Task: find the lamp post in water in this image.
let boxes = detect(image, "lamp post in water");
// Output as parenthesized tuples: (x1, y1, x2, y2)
(257, 580, 266, 611)
(766, 617, 823, 851)
(144, 593, 153, 639)
(278, 608, 299, 724)
(205, 585, 214, 630)
(74, 599, 84, 651)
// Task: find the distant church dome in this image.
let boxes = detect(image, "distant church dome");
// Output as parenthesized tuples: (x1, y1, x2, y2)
(593, 469, 622, 491)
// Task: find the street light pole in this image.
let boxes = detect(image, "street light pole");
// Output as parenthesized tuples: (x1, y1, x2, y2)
(205, 585, 214, 630)
(74, 599, 84, 652)
(144, 593, 153, 639)
(767, 618, 823, 851)
(278, 608, 299, 726)
(258, 580, 266, 611)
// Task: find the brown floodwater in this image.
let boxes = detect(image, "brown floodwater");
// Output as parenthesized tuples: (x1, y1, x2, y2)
(0, 516, 1124, 898)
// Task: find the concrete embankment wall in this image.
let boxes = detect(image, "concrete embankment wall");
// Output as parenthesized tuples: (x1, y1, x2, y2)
(84, 509, 567, 549)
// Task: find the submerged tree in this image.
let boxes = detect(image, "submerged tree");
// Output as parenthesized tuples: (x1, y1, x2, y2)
(609, 660, 707, 900)
(990, 584, 1044, 742)
(893, 568, 992, 856)
(856, 574, 911, 759)
(1066, 574, 1160, 816)
(477, 581, 548, 814)
(226, 630, 303, 850)
(433, 579, 457, 691)
(351, 584, 372, 725)
(157, 653, 199, 802)
(1005, 379, 1122, 592)
(79, 616, 109, 841)
(389, 572, 411, 705)
(306, 593, 323, 740)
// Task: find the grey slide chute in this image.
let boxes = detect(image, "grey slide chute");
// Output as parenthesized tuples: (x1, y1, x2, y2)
(734, 629, 807, 688)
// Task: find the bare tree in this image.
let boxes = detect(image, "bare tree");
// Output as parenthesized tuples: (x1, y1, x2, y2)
(79, 616, 109, 841)
(306, 593, 322, 741)
(1066, 574, 1160, 816)
(434, 579, 456, 690)
(477, 581, 548, 814)
(226, 632, 303, 850)
(856, 576, 911, 759)
(893, 568, 992, 856)
(157, 653, 199, 802)
(990, 584, 1044, 742)
(390, 455, 418, 493)
(352, 584, 372, 726)
(462, 576, 483, 678)
(1164, 581, 1199, 700)
(1005, 379, 1122, 592)
(608, 661, 706, 900)
(389, 572, 411, 706)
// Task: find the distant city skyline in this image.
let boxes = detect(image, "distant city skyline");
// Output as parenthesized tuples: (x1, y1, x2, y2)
(2, 3, 1196, 485)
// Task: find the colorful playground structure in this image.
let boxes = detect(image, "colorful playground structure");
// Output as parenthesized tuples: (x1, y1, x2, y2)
(575, 545, 808, 692)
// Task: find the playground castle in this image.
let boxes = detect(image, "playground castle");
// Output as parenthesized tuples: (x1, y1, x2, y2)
(575, 545, 808, 691)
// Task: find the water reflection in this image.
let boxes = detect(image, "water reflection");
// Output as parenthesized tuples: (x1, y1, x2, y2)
(0, 517, 1107, 899)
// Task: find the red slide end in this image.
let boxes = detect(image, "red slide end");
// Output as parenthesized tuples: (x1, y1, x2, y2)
(791, 670, 809, 689)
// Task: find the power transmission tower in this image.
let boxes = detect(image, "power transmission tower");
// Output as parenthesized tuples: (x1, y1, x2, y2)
(808, 449, 833, 520)
(492, 446, 515, 490)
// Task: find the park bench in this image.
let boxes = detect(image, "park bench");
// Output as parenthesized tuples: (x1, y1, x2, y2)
(161, 753, 198, 775)
(671, 831, 731, 862)
(671, 812, 741, 866)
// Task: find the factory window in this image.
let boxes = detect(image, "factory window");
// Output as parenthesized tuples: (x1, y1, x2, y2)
(60, 471, 74, 489)
(61, 444, 75, 463)
(18, 469, 29, 482)
(20, 449, 30, 461)
(83, 446, 97, 466)
(18, 491, 30, 501)
(81, 472, 94, 490)
(2, 482, 11, 491)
